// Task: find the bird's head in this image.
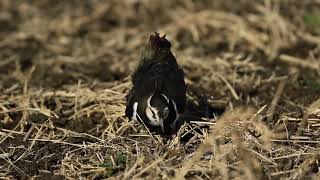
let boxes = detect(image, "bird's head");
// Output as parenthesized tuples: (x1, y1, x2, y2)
(142, 32, 171, 63)
(145, 92, 170, 132)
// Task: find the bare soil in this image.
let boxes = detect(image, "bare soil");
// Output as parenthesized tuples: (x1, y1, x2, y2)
(0, 0, 320, 179)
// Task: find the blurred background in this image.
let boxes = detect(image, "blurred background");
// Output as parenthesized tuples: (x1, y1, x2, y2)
(0, 0, 319, 179)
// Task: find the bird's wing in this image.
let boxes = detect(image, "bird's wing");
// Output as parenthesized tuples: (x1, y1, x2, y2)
(138, 62, 186, 114)
(127, 61, 186, 118)
(125, 63, 160, 119)
(125, 88, 135, 118)
(162, 67, 186, 114)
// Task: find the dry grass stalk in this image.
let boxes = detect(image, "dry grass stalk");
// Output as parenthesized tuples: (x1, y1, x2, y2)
(1, 0, 320, 179)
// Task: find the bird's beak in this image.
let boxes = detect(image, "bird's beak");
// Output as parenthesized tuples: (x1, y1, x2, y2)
(160, 120, 164, 133)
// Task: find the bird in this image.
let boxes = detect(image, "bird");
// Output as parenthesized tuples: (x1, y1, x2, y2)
(125, 32, 187, 134)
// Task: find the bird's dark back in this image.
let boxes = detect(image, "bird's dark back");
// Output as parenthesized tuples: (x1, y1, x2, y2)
(125, 33, 187, 128)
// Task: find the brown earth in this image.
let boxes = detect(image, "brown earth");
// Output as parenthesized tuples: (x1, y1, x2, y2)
(0, 0, 320, 179)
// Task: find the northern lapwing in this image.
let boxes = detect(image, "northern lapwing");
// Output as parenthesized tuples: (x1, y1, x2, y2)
(125, 32, 187, 134)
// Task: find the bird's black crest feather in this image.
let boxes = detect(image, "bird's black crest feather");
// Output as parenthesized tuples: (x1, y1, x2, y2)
(148, 32, 171, 49)
(142, 32, 172, 62)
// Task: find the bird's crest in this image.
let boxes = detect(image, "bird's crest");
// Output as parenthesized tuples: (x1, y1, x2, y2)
(142, 32, 172, 62)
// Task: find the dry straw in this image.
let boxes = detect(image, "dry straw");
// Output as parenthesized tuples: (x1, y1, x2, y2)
(0, 0, 320, 179)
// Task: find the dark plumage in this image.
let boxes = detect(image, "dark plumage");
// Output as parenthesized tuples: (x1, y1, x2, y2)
(125, 32, 186, 134)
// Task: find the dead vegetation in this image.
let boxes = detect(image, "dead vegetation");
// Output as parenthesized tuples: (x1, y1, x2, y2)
(0, 0, 320, 179)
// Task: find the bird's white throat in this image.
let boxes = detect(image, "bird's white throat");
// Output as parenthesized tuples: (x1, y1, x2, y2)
(145, 95, 161, 123)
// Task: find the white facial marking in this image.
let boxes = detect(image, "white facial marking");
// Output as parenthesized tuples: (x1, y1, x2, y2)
(146, 96, 152, 108)
(132, 102, 138, 121)
(146, 107, 163, 126)
(146, 106, 160, 122)
(145, 95, 165, 126)
(171, 100, 180, 124)
(161, 94, 169, 103)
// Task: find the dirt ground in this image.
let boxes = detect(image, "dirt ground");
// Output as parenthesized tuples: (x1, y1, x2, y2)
(0, 0, 320, 179)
